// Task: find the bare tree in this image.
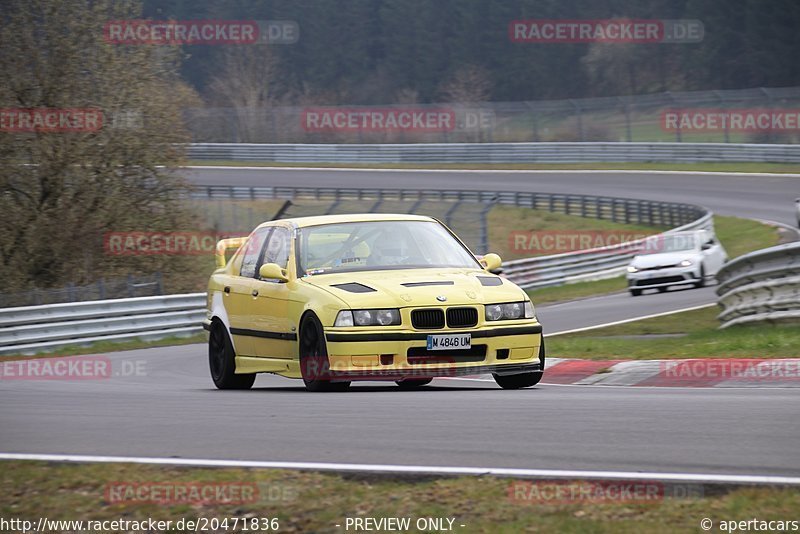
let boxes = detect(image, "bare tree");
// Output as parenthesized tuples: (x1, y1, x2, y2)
(437, 65, 493, 103)
(0, 0, 201, 292)
(207, 47, 281, 142)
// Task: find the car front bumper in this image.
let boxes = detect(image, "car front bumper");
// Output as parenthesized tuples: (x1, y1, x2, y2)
(627, 266, 701, 290)
(317, 323, 544, 380)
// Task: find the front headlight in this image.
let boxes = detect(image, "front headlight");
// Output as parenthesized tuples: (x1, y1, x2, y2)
(485, 301, 531, 321)
(335, 309, 400, 327)
(679, 259, 693, 267)
(627, 265, 639, 273)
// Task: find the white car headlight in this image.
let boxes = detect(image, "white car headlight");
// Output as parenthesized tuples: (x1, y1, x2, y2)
(627, 265, 639, 273)
(485, 304, 504, 321)
(336, 309, 401, 327)
(486, 301, 530, 321)
(679, 259, 693, 267)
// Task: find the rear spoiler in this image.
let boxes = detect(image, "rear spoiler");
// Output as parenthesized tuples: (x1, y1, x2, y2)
(215, 237, 248, 268)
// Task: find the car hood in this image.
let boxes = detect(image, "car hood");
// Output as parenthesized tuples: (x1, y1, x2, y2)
(630, 251, 700, 269)
(302, 268, 526, 308)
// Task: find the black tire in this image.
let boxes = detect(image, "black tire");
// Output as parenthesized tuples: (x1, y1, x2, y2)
(395, 378, 433, 389)
(494, 371, 543, 389)
(209, 322, 255, 390)
(657, 286, 668, 293)
(630, 288, 642, 297)
(299, 314, 351, 392)
(695, 265, 706, 288)
(493, 339, 544, 390)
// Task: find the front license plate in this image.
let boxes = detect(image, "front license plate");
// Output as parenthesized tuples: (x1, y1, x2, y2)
(426, 333, 471, 351)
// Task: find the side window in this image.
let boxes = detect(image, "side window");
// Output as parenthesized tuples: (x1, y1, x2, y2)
(239, 228, 270, 278)
(262, 227, 291, 270)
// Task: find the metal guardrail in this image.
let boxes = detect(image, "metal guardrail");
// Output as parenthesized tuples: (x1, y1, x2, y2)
(0, 294, 206, 356)
(716, 242, 800, 328)
(1, 186, 712, 355)
(187, 142, 800, 163)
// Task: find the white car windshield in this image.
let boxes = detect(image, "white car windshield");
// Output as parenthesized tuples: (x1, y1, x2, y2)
(640, 234, 698, 254)
(297, 220, 481, 275)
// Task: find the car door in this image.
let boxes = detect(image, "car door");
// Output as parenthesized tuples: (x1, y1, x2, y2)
(242, 226, 296, 359)
(224, 226, 272, 356)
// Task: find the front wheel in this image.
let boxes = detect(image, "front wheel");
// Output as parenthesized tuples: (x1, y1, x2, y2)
(695, 265, 706, 288)
(396, 378, 433, 389)
(299, 314, 351, 392)
(209, 322, 255, 390)
(494, 371, 542, 389)
(630, 288, 642, 297)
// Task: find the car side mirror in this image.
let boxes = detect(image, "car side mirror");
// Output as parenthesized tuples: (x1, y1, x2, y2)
(701, 243, 712, 251)
(480, 253, 502, 272)
(259, 263, 289, 282)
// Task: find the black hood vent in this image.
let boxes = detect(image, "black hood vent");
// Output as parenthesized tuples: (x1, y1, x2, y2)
(401, 281, 454, 287)
(477, 276, 503, 286)
(330, 283, 377, 293)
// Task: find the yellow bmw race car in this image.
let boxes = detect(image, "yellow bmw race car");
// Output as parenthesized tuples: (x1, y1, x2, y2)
(203, 214, 545, 392)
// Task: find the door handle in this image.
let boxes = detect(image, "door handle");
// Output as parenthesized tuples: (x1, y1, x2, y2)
(224, 286, 230, 294)
(252, 289, 259, 297)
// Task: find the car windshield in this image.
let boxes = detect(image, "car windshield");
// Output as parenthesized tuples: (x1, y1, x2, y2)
(640, 234, 698, 254)
(297, 220, 480, 275)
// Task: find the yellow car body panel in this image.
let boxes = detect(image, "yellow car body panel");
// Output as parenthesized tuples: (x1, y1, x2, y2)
(205, 214, 544, 382)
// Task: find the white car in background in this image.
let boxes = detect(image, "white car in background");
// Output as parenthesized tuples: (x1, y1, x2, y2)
(626, 230, 727, 296)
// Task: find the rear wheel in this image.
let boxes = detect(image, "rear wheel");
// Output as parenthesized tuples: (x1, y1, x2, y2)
(630, 288, 642, 297)
(395, 378, 433, 389)
(209, 322, 255, 390)
(657, 286, 668, 293)
(299, 314, 351, 392)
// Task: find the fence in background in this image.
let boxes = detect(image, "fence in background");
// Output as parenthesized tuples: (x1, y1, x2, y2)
(187, 142, 800, 164)
(185, 86, 800, 144)
(716, 242, 800, 328)
(191, 185, 709, 257)
(0, 274, 163, 309)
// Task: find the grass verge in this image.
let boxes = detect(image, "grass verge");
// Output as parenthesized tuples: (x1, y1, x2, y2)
(547, 306, 800, 360)
(187, 160, 800, 174)
(2, 461, 798, 533)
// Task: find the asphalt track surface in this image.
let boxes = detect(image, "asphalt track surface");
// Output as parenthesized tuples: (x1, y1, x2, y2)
(2, 168, 798, 479)
(1, 346, 799, 477)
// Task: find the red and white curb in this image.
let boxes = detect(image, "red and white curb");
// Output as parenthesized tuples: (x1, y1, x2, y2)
(449, 358, 800, 387)
(541, 357, 800, 387)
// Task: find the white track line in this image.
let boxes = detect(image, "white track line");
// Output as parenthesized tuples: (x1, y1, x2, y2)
(545, 303, 717, 337)
(185, 165, 800, 178)
(1, 453, 797, 485)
